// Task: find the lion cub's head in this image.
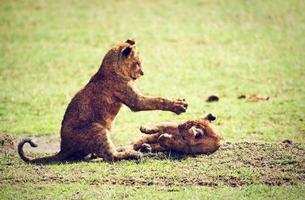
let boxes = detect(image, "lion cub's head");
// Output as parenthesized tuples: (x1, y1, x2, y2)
(178, 114, 224, 153)
(100, 39, 144, 81)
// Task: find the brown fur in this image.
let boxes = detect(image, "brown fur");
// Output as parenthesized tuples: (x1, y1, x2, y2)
(18, 39, 188, 163)
(133, 114, 223, 154)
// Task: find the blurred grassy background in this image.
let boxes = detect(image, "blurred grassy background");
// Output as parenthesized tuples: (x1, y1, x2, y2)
(1, 0, 305, 199)
(0, 0, 304, 143)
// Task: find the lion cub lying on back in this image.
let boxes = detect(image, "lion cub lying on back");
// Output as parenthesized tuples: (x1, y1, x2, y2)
(133, 114, 223, 154)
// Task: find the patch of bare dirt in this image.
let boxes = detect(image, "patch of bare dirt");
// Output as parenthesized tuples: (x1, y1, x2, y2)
(17, 135, 60, 154)
(0, 134, 60, 156)
(0, 134, 15, 155)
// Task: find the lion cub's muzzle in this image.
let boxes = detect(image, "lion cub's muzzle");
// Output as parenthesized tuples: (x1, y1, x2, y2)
(139, 69, 144, 76)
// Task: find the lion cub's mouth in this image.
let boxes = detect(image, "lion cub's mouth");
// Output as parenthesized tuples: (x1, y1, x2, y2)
(131, 74, 142, 80)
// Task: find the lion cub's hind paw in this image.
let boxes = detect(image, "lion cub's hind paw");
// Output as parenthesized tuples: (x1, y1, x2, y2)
(126, 150, 143, 160)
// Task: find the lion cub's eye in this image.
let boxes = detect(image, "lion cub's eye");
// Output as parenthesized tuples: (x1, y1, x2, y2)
(193, 128, 204, 139)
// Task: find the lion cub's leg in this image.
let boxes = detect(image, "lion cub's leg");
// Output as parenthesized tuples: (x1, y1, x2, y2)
(158, 133, 173, 148)
(147, 143, 166, 152)
(140, 122, 178, 135)
(134, 137, 166, 153)
(88, 123, 142, 162)
(137, 143, 166, 152)
(139, 126, 160, 134)
(133, 134, 161, 150)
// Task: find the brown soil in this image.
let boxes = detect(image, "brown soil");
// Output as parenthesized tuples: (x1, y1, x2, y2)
(0, 134, 15, 155)
(208, 141, 305, 186)
(17, 135, 60, 154)
(0, 134, 60, 156)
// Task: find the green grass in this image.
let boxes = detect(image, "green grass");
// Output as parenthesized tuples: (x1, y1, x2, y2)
(1, 142, 305, 199)
(1, 183, 304, 200)
(0, 0, 305, 199)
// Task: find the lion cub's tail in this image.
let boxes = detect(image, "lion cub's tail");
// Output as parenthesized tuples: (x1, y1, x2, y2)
(18, 138, 66, 164)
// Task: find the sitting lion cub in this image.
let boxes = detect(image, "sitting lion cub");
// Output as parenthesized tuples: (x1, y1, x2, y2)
(133, 114, 224, 154)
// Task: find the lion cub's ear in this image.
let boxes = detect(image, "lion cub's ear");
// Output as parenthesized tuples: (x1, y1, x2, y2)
(121, 46, 133, 57)
(121, 39, 136, 57)
(203, 113, 216, 122)
(125, 39, 136, 45)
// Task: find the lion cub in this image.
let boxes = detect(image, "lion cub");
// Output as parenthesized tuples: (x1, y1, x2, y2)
(133, 114, 223, 154)
(18, 39, 188, 163)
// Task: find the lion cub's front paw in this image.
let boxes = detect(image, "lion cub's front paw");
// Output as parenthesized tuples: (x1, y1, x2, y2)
(139, 143, 152, 153)
(171, 99, 188, 115)
(158, 133, 172, 142)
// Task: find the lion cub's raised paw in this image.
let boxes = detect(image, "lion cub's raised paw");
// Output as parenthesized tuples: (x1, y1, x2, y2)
(140, 126, 159, 134)
(171, 99, 188, 115)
